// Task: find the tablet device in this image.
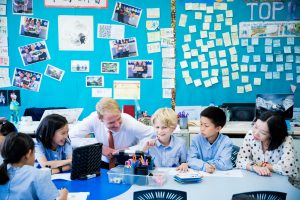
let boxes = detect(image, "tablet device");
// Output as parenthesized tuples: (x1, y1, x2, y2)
(71, 143, 103, 180)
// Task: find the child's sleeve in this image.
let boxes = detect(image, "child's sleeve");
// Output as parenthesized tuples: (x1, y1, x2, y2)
(35, 142, 47, 164)
(208, 137, 233, 170)
(34, 169, 59, 200)
(187, 136, 206, 171)
(179, 139, 187, 164)
(64, 141, 73, 159)
(272, 136, 299, 177)
(236, 132, 253, 169)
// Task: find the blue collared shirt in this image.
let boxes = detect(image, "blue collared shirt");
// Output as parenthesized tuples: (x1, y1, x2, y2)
(0, 165, 59, 200)
(188, 133, 233, 171)
(146, 135, 187, 167)
(35, 141, 72, 164)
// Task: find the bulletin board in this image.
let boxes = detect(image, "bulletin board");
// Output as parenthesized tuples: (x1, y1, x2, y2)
(175, 0, 300, 108)
(0, 0, 172, 118)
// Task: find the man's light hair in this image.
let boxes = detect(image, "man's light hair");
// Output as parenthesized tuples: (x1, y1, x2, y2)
(96, 97, 121, 119)
(151, 108, 178, 128)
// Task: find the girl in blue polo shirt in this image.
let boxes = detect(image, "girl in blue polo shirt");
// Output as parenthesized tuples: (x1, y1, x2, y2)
(0, 132, 68, 200)
(35, 114, 72, 174)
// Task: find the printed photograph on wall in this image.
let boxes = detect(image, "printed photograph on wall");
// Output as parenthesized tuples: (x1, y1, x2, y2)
(58, 15, 94, 51)
(109, 37, 138, 59)
(44, 0, 108, 8)
(44, 64, 65, 81)
(12, 68, 42, 92)
(112, 2, 142, 28)
(101, 62, 119, 74)
(18, 41, 50, 66)
(19, 16, 49, 40)
(0, 89, 8, 106)
(127, 60, 153, 79)
(8, 90, 21, 107)
(86, 76, 104, 87)
(71, 60, 90, 72)
(12, 0, 33, 15)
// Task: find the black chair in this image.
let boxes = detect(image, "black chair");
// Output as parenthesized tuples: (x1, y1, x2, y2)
(133, 189, 187, 200)
(23, 107, 66, 121)
(232, 191, 287, 200)
(231, 145, 240, 168)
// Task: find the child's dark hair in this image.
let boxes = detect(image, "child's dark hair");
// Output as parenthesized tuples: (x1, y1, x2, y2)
(0, 132, 34, 185)
(258, 111, 287, 151)
(36, 114, 69, 149)
(201, 106, 226, 128)
(0, 121, 17, 136)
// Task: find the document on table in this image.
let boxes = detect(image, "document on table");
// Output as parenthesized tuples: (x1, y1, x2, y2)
(51, 173, 71, 181)
(68, 192, 90, 200)
(200, 169, 243, 177)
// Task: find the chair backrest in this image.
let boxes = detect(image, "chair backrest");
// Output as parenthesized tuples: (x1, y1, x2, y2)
(133, 189, 187, 200)
(232, 191, 287, 200)
(231, 145, 240, 168)
(23, 107, 66, 121)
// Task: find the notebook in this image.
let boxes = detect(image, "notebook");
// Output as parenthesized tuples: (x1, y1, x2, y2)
(71, 143, 103, 180)
(40, 108, 83, 123)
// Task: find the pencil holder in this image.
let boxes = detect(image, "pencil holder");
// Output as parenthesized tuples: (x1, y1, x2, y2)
(179, 117, 188, 129)
(134, 165, 148, 185)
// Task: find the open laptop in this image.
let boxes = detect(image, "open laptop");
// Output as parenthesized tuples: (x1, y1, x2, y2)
(71, 143, 103, 180)
(40, 108, 83, 123)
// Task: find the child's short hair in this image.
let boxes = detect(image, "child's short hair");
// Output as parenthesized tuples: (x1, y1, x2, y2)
(201, 106, 226, 128)
(151, 108, 178, 128)
(0, 121, 17, 136)
(36, 114, 68, 149)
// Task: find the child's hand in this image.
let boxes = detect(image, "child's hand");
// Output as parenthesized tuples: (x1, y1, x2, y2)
(204, 163, 216, 174)
(59, 188, 68, 200)
(176, 163, 189, 172)
(142, 139, 156, 152)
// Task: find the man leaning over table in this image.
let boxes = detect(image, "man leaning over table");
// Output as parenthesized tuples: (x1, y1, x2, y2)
(69, 97, 154, 169)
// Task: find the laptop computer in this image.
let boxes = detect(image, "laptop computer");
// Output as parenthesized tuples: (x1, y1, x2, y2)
(40, 108, 83, 123)
(71, 143, 103, 180)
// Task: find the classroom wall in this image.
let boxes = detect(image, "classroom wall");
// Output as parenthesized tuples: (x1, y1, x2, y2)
(176, 0, 300, 107)
(0, 0, 171, 119)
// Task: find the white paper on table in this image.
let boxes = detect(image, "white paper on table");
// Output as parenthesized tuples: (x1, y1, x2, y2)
(179, 14, 188, 27)
(51, 173, 71, 181)
(254, 77, 261, 85)
(68, 192, 90, 200)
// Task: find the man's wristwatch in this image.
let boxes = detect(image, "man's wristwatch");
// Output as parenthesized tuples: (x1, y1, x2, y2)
(58, 166, 63, 173)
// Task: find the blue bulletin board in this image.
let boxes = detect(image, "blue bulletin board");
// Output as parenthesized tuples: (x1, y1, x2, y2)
(0, 0, 172, 118)
(175, 0, 300, 108)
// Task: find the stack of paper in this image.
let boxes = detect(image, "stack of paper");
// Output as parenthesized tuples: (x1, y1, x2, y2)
(173, 173, 202, 184)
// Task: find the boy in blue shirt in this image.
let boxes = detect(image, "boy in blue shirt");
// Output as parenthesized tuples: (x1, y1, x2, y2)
(188, 106, 233, 173)
(142, 108, 188, 171)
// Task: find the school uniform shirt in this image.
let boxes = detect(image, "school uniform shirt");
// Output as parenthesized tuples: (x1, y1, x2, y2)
(236, 131, 299, 177)
(35, 141, 72, 164)
(145, 135, 187, 167)
(69, 112, 154, 163)
(0, 165, 59, 200)
(188, 133, 233, 171)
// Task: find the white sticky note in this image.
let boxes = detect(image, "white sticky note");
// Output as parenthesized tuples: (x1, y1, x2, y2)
(276, 64, 284, 72)
(273, 39, 280, 47)
(260, 64, 268, 72)
(198, 54, 206, 62)
(247, 46, 255, 53)
(219, 50, 226, 58)
(200, 31, 208, 38)
(287, 37, 294, 45)
(204, 79, 212, 87)
(147, 8, 160, 18)
(182, 70, 190, 78)
(253, 55, 261, 63)
(216, 14, 224, 22)
(231, 63, 239, 71)
(223, 80, 230, 88)
(220, 59, 227, 67)
(162, 48, 175, 58)
(237, 86, 244, 93)
(229, 47, 236, 55)
(162, 79, 175, 88)
(265, 38, 273, 46)
(209, 51, 217, 59)
(231, 25, 238, 33)
(201, 61, 208, 69)
(242, 55, 250, 63)
(182, 43, 190, 52)
(222, 68, 229, 75)
(253, 78, 261, 85)
(162, 68, 175, 78)
(276, 54, 283, 62)
(226, 10, 233, 18)
(252, 38, 259, 45)
(231, 55, 238, 63)
(211, 77, 218, 84)
(191, 61, 199, 69)
(185, 3, 193, 11)
(273, 72, 280, 79)
(286, 73, 293, 81)
(245, 84, 252, 92)
(206, 6, 214, 14)
(241, 39, 248, 46)
(214, 23, 222, 30)
(225, 18, 232, 25)
(195, 12, 202, 20)
(204, 15, 212, 23)
(196, 39, 203, 47)
(147, 31, 161, 42)
(286, 55, 294, 63)
(202, 70, 209, 78)
(241, 75, 249, 83)
(162, 89, 172, 99)
(189, 25, 196, 33)
(296, 65, 300, 73)
(249, 65, 257, 72)
(147, 42, 161, 53)
(211, 69, 219, 76)
(284, 46, 292, 54)
(203, 23, 210, 30)
(207, 40, 215, 48)
(194, 79, 202, 87)
(191, 49, 199, 57)
(294, 46, 300, 53)
(179, 14, 188, 27)
(266, 54, 273, 62)
(216, 39, 223, 46)
(184, 52, 191, 59)
(241, 64, 248, 72)
(180, 60, 188, 69)
(209, 32, 216, 40)
(201, 45, 208, 52)
(210, 58, 218, 66)
(265, 46, 272, 53)
(265, 72, 273, 79)
(184, 34, 191, 42)
(232, 72, 239, 80)
(297, 75, 300, 84)
(285, 63, 293, 70)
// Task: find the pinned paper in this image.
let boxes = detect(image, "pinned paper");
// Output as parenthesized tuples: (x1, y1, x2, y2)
(286, 73, 293, 81)
(232, 72, 239, 80)
(211, 69, 219, 76)
(182, 43, 190, 52)
(254, 78, 261, 85)
(184, 34, 191, 42)
(147, 8, 160, 18)
(237, 86, 244, 94)
(222, 68, 229, 75)
(291, 84, 296, 92)
(201, 61, 208, 69)
(182, 70, 190, 78)
(202, 70, 209, 78)
(189, 25, 196, 33)
(184, 52, 191, 59)
(241, 64, 248, 72)
(163, 89, 172, 98)
(191, 61, 199, 69)
(265, 72, 272, 79)
(241, 76, 249, 83)
(245, 84, 252, 92)
(147, 43, 161, 54)
(180, 60, 188, 69)
(194, 79, 202, 87)
(249, 65, 257, 72)
(204, 79, 212, 87)
(204, 15, 212, 23)
(185, 77, 193, 85)
(179, 14, 188, 27)
(210, 77, 218, 84)
(195, 12, 202, 20)
(273, 72, 280, 79)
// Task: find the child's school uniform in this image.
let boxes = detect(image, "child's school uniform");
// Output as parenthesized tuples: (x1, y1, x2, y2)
(0, 165, 59, 200)
(145, 135, 187, 167)
(188, 133, 233, 171)
(35, 141, 72, 163)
